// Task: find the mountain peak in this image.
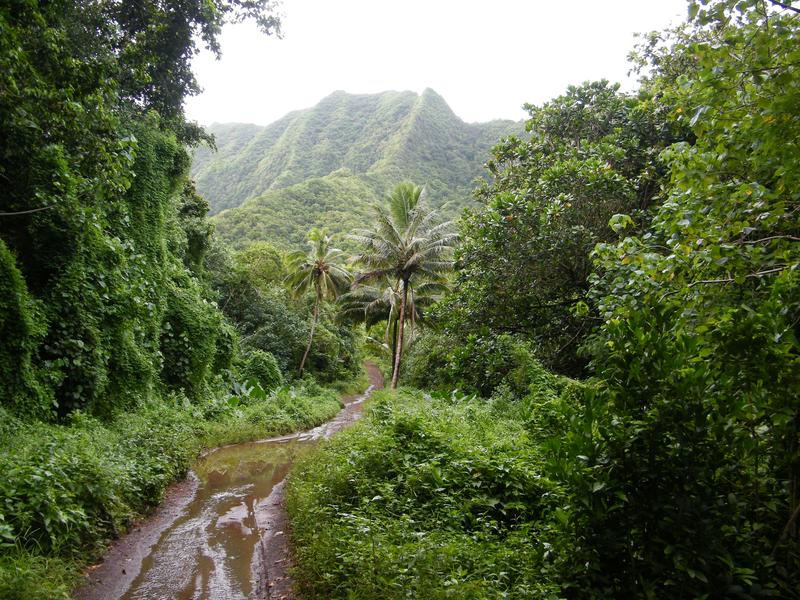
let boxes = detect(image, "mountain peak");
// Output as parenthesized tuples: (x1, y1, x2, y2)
(191, 89, 523, 244)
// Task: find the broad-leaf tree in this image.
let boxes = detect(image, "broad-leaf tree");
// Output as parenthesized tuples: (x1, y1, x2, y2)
(561, 1, 800, 593)
(351, 183, 456, 388)
(442, 81, 686, 375)
(286, 229, 352, 375)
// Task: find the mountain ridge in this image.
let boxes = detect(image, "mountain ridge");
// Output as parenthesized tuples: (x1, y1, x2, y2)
(192, 89, 523, 248)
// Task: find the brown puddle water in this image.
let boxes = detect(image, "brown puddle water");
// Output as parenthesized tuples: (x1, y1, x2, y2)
(75, 367, 381, 600)
(121, 440, 307, 600)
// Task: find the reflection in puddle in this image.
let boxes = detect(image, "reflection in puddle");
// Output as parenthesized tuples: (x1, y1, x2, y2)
(121, 440, 312, 600)
(116, 383, 374, 600)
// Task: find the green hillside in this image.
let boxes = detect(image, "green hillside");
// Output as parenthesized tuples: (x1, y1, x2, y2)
(191, 89, 521, 247)
(211, 169, 378, 250)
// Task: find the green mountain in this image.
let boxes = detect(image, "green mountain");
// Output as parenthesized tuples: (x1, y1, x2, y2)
(191, 89, 521, 249)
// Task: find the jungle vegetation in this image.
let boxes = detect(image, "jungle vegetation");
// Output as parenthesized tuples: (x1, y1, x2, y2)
(0, 1, 355, 596)
(1, 0, 799, 598)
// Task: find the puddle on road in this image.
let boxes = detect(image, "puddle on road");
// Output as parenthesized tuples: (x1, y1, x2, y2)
(74, 366, 381, 600)
(113, 385, 373, 600)
(121, 440, 313, 600)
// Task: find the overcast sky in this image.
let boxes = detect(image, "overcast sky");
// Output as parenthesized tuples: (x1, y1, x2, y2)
(185, 0, 689, 127)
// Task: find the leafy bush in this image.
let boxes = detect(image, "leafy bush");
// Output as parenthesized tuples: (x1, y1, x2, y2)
(240, 349, 283, 391)
(242, 383, 341, 431)
(405, 331, 552, 398)
(0, 408, 200, 556)
(305, 318, 363, 383)
(159, 278, 225, 400)
(555, 3, 800, 596)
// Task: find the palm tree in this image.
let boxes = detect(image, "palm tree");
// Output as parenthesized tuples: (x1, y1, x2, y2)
(340, 276, 448, 370)
(286, 229, 352, 375)
(350, 183, 456, 388)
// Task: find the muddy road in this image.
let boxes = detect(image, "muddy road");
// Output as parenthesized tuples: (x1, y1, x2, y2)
(74, 364, 384, 600)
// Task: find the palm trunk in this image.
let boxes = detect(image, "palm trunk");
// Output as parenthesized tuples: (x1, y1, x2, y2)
(390, 315, 399, 374)
(391, 279, 408, 389)
(299, 293, 320, 375)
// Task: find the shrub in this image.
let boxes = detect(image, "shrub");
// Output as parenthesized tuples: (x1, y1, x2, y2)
(405, 331, 554, 398)
(286, 389, 565, 599)
(240, 349, 283, 391)
(0, 407, 201, 556)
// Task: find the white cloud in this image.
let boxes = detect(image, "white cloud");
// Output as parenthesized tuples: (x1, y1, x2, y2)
(185, 0, 688, 126)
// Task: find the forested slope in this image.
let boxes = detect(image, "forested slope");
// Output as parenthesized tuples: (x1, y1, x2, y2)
(191, 89, 521, 248)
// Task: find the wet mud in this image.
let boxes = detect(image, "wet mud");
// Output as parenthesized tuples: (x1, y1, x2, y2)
(74, 364, 384, 600)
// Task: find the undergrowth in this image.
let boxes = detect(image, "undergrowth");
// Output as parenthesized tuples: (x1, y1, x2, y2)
(285, 384, 582, 599)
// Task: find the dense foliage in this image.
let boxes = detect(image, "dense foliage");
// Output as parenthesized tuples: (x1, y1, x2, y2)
(205, 238, 362, 382)
(0, 0, 275, 417)
(0, 0, 365, 594)
(437, 80, 687, 376)
(4, 0, 800, 597)
(286, 382, 585, 599)
(289, 0, 800, 597)
(404, 332, 543, 399)
(571, 1, 800, 594)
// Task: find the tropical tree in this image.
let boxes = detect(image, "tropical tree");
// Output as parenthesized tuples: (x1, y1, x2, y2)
(557, 1, 800, 592)
(340, 276, 448, 369)
(442, 81, 687, 376)
(350, 183, 456, 388)
(286, 229, 352, 375)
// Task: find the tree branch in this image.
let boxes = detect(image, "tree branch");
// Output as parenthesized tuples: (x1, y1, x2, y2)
(741, 235, 800, 244)
(768, 0, 800, 13)
(772, 500, 800, 556)
(688, 265, 792, 287)
(0, 205, 54, 216)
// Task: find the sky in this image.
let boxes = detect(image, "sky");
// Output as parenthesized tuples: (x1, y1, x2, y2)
(185, 0, 689, 127)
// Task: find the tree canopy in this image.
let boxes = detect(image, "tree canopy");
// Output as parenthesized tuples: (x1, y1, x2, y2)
(439, 80, 687, 375)
(0, 0, 281, 416)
